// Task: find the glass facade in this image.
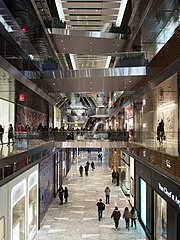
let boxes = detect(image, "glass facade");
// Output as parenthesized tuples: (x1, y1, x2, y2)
(140, 178, 146, 226)
(154, 192, 167, 240)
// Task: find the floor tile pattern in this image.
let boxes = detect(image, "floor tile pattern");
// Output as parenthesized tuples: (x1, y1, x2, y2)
(37, 151, 148, 240)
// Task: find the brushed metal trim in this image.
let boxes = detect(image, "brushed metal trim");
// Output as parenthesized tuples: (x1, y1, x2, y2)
(50, 28, 128, 39)
(43, 66, 146, 79)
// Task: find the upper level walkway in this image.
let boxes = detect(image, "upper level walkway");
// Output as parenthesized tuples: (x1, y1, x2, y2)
(36, 151, 147, 240)
(0, 131, 179, 186)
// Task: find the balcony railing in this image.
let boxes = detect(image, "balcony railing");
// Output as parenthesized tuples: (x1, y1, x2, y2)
(0, 130, 180, 186)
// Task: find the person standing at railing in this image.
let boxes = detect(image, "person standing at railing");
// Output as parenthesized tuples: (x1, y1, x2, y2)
(0, 125, 4, 144)
(7, 124, 14, 146)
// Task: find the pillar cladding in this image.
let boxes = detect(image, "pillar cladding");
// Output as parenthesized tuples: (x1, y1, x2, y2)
(177, 75, 180, 154)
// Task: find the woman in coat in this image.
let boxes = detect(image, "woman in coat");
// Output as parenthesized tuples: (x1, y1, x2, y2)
(123, 207, 130, 230)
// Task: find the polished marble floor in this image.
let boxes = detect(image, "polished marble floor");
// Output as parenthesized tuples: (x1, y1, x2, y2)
(37, 151, 148, 240)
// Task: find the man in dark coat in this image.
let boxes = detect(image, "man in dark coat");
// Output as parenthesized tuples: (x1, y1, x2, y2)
(58, 185, 64, 205)
(96, 198, 105, 221)
(111, 206, 121, 230)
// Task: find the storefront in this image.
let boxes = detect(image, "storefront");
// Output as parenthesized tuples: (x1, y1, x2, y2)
(135, 160, 180, 240)
(0, 165, 39, 240)
(39, 155, 54, 224)
(54, 149, 63, 195)
(119, 151, 130, 197)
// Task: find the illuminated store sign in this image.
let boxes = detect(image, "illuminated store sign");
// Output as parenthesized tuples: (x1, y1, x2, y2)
(158, 183, 180, 208)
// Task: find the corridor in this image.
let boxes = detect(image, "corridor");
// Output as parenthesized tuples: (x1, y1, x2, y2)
(37, 151, 147, 240)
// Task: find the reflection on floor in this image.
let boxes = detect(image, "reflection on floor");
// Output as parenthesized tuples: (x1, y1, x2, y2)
(37, 151, 148, 240)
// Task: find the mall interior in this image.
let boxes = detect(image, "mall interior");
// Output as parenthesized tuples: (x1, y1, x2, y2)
(0, 0, 180, 239)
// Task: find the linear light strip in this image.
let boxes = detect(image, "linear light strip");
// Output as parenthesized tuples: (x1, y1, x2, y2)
(116, 0, 128, 26)
(55, 0, 65, 21)
(70, 54, 77, 70)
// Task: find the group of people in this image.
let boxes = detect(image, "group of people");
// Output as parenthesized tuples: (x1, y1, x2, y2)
(0, 124, 14, 146)
(57, 185, 69, 205)
(96, 197, 137, 230)
(79, 161, 95, 177)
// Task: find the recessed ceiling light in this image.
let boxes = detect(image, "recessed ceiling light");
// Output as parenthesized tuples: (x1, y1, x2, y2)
(129, 80, 131, 83)
(57, 88, 59, 90)
(63, 48, 65, 50)
(61, 40, 63, 43)
(90, 42, 92, 44)
(90, 49, 92, 52)
(90, 88, 92, 90)
(53, 83, 55, 85)
(117, 44, 119, 47)
(90, 82, 92, 84)
(124, 86, 126, 89)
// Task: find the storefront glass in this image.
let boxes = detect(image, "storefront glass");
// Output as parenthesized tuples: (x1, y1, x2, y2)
(140, 178, 146, 225)
(0, 216, 5, 240)
(130, 156, 134, 206)
(154, 192, 167, 240)
(12, 196, 25, 240)
(29, 185, 37, 238)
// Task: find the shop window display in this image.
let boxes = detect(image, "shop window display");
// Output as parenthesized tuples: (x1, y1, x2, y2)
(0, 216, 5, 240)
(154, 192, 167, 239)
(12, 196, 25, 240)
(29, 185, 37, 238)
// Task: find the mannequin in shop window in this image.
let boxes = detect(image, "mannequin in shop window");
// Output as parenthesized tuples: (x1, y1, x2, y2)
(157, 120, 165, 146)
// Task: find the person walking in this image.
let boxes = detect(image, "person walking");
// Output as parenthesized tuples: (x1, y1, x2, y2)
(96, 198, 105, 221)
(104, 186, 111, 204)
(91, 161, 95, 170)
(116, 171, 120, 186)
(130, 207, 137, 229)
(86, 161, 90, 170)
(123, 207, 130, 230)
(84, 164, 89, 176)
(111, 206, 121, 230)
(64, 187, 69, 203)
(112, 170, 116, 184)
(0, 125, 4, 144)
(7, 124, 14, 146)
(57, 185, 64, 205)
(79, 165, 83, 177)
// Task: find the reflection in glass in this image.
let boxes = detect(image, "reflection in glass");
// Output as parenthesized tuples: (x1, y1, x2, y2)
(140, 178, 146, 225)
(0, 216, 5, 240)
(29, 185, 37, 238)
(154, 192, 167, 239)
(12, 196, 25, 240)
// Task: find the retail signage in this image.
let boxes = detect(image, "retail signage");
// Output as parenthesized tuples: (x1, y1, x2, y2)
(19, 93, 25, 102)
(158, 183, 180, 209)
